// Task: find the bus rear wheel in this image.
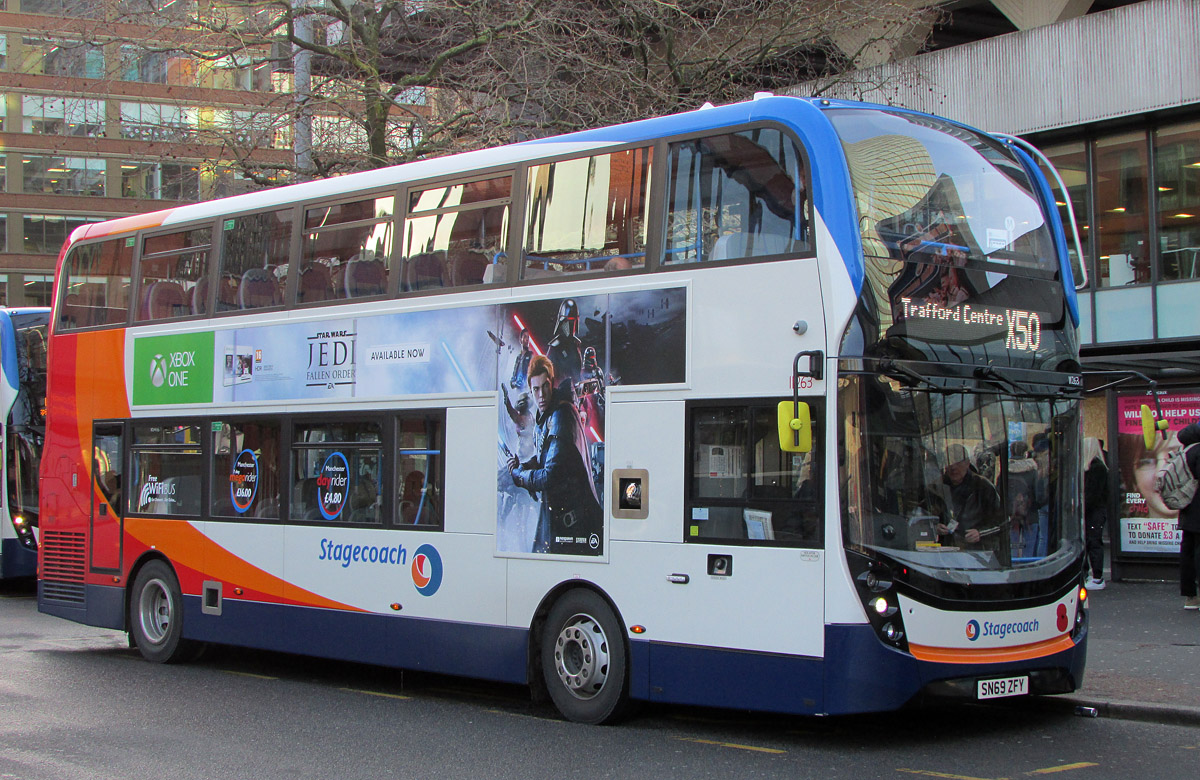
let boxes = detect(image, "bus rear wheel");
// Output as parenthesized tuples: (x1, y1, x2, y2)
(129, 560, 202, 663)
(541, 589, 631, 724)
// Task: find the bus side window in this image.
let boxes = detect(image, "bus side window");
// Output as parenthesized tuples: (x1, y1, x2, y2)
(59, 238, 134, 330)
(663, 128, 808, 266)
(219, 210, 292, 312)
(523, 148, 650, 278)
(301, 196, 395, 305)
(403, 176, 511, 292)
(686, 402, 823, 547)
(136, 228, 212, 322)
(395, 411, 444, 529)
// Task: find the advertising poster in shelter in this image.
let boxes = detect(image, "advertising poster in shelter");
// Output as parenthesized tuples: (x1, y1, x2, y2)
(1114, 391, 1200, 555)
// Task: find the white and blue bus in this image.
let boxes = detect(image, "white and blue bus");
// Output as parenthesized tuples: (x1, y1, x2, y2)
(39, 96, 1087, 722)
(0, 307, 48, 579)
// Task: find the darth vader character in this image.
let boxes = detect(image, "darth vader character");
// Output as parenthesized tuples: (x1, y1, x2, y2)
(547, 298, 583, 390)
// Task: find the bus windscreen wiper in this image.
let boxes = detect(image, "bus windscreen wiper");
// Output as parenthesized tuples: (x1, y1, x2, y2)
(878, 359, 946, 392)
(973, 365, 1076, 398)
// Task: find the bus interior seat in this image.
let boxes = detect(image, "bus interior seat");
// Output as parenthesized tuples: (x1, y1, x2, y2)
(344, 258, 387, 297)
(241, 267, 281, 309)
(140, 280, 188, 321)
(449, 254, 488, 287)
(481, 254, 507, 284)
(299, 263, 333, 303)
(216, 274, 240, 311)
(190, 276, 210, 315)
(708, 232, 792, 262)
(404, 252, 445, 291)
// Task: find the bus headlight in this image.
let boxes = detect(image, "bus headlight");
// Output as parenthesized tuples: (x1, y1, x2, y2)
(849, 555, 909, 651)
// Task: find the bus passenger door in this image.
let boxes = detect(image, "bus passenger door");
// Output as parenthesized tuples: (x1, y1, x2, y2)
(90, 422, 124, 573)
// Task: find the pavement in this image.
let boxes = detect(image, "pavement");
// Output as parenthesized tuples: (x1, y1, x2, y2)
(1049, 578, 1200, 726)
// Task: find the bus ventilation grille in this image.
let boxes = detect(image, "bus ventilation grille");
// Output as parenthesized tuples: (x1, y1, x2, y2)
(40, 531, 86, 604)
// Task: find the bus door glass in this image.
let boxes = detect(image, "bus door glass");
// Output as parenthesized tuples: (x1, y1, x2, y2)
(91, 422, 124, 572)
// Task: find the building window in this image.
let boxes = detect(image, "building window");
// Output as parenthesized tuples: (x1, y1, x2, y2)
(1154, 120, 1200, 283)
(21, 275, 54, 307)
(1041, 141, 1091, 286)
(121, 161, 200, 201)
(120, 45, 193, 85)
(22, 214, 102, 254)
(1095, 132, 1151, 287)
(20, 38, 103, 79)
(23, 96, 103, 137)
(291, 420, 383, 525)
(19, 0, 101, 18)
(23, 155, 105, 196)
(120, 102, 196, 142)
(129, 423, 203, 517)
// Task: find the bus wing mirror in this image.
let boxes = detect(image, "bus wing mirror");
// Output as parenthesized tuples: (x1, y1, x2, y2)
(777, 401, 812, 453)
(1140, 403, 1168, 449)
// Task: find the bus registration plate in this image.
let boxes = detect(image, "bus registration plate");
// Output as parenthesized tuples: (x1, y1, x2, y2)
(977, 676, 1029, 700)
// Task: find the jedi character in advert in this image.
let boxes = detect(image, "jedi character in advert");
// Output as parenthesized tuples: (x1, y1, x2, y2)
(506, 355, 603, 555)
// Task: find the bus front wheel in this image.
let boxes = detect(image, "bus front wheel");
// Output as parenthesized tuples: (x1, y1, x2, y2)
(541, 589, 631, 724)
(129, 560, 202, 663)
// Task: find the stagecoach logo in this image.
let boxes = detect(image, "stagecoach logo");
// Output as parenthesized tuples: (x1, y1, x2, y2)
(150, 354, 168, 388)
(411, 543, 443, 596)
(966, 619, 981, 641)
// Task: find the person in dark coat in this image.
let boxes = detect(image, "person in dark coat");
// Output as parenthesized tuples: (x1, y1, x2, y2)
(935, 444, 1005, 552)
(1082, 437, 1109, 589)
(1175, 422, 1200, 610)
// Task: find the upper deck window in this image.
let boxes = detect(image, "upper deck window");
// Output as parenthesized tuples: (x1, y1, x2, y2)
(829, 109, 1056, 277)
(301, 195, 394, 304)
(663, 128, 807, 265)
(59, 236, 134, 330)
(524, 148, 650, 278)
(402, 176, 511, 290)
(217, 209, 292, 312)
(136, 227, 212, 321)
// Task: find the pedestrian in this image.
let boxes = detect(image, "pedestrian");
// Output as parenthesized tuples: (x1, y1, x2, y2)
(1082, 437, 1109, 590)
(1174, 422, 1200, 609)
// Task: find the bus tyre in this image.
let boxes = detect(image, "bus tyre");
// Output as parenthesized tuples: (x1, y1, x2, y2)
(541, 589, 630, 724)
(129, 560, 200, 664)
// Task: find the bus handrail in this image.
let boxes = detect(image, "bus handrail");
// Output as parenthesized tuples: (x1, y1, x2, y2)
(991, 132, 1089, 291)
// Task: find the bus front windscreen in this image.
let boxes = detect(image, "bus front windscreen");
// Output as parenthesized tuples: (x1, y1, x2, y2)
(829, 108, 1077, 374)
(838, 371, 1082, 583)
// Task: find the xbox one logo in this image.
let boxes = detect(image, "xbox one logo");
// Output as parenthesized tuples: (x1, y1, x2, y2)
(150, 354, 167, 388)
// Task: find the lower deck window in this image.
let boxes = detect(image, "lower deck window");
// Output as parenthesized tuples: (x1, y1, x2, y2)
(291, 421, 382, 524)
(686, 401, 822, 546)
(129, 423, 203, 516)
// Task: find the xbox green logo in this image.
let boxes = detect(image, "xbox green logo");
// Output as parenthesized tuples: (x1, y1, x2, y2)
(132, 332, 215, 406)
(150, 354, 167, 388)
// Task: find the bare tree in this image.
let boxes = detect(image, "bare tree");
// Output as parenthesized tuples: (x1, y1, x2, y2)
(23, 0, 941, 189)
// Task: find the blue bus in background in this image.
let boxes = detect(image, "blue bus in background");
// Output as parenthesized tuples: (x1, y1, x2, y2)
(0, 307, 48, 579)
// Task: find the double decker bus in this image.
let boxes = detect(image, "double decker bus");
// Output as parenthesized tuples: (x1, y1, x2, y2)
(0, 307, 49, 579)
(39, 95, 1087, 722)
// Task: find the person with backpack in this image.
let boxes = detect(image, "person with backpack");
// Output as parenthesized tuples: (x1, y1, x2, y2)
(1172, 422, 1200, 610)
(1083, 438, 1109, 590)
